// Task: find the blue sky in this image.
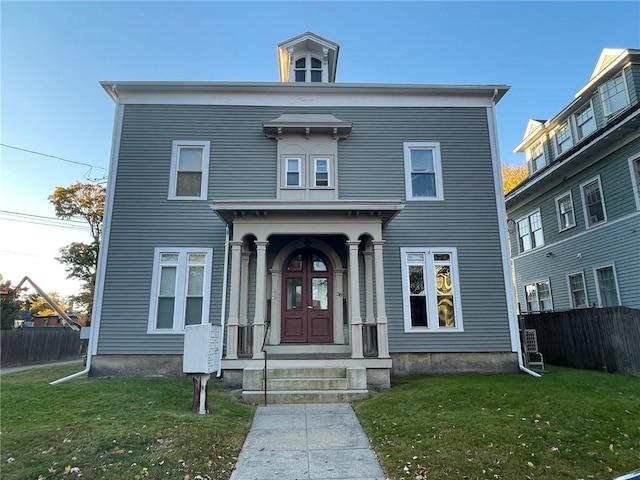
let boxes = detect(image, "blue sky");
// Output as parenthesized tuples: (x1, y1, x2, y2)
(1, 1, 639, 297)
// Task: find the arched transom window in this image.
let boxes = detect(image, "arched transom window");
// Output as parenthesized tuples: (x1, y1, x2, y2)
(294, 56, 323, 82)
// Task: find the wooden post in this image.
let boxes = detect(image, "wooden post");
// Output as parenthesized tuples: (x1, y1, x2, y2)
(191, 374, 210, 414)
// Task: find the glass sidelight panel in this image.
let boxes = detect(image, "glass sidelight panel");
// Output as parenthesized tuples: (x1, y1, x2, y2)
(312, 278, 328, 309)
(286, 278, 303, 309)
(312, 255, 327, 271)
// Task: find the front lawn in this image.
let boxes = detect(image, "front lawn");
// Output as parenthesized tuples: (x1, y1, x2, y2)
(355, 367, 640, 480)
(0, 365, 255, 480)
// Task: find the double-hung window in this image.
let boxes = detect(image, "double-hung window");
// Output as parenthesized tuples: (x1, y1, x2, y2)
(527, 142, 546, 174)
(524, 280, 553, 312)
(555, 122, 573, 155)
(285, 157, 302, 187)
(599, 73, 629, 117)
(574, 102, 596, 140)
(400, 248, 463, 332)
(594, 265, 620, 307)
(148, 248, 213, 333)
(403, 142, 444, 200)
(567, 272, 588, 308)
(580, 176, 607, 228)
(169, 140, 210, 200)
(555, 191, 576, 231)
(314, 158, 330, 187)
(517, 210, 544, 252)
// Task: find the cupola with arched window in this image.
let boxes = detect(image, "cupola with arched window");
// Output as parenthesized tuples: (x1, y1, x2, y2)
(277, 32, 339, 83)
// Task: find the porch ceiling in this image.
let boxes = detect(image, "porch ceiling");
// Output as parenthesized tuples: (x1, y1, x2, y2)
(210, 199, 404, 226)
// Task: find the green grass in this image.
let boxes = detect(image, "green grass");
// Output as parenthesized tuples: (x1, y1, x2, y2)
(0, 365, 255, 480)
(354, 367, 640, 480)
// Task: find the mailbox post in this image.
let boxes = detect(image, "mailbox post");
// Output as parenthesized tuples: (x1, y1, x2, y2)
(183, 324, 221, 414)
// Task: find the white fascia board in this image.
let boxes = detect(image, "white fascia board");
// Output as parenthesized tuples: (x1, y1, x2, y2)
(210, 199, 404, 211)
(99, 81, 509, 107)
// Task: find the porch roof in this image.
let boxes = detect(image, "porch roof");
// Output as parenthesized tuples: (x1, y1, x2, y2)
(210, 199, 404, 226)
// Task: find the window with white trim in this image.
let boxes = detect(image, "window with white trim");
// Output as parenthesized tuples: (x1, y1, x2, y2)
(403, 142, 444, 200)
(517, 210, 544, 252)
(555, 191, 576, 231)
(567, 272, 588, 308)
(169, 140, 210, 200)
(629, 154, 640, 210)
(527, 141, 546, 174)
(148, 248, 212, 333)
(595, 265, 620, 307)
(599, 72, 629, 117)
(294, 55, 323, 82)
(314, 157, 330, 187)
(574, 102, 596, 140)
(285, 157, 302, 187)
(555, 122, 573, 155)
(524, 280, 553, 312)
(400, 248, 463, 332)
(580, 177, 607, 228)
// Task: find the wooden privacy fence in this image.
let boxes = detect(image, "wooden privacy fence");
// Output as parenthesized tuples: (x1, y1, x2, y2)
(0, 329, 86, 367)
(522, 307, 640, 377)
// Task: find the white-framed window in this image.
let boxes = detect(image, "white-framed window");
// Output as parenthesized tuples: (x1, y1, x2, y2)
(580, 176, 607, 228)
(555, 191, 576, 231)
(294, 55, 323, 82)
(555, 122, 573, 155)
(285, 157, 302, 187)
(148, 248, 213, 333)
(400, 248, 463, 332)
(403, 142, 444, 201)
(524, 280, 553, 312)
(527, 141, 547, 174)
(574, 101, 596, 140)
(516, 209, 544, 253)
(567, 272, 588, 308)
(313, 157, 330, 187)
(594, 265, 621, 307)
(168, 140, 210, 200)
(599, 72, 629, 117)
(629, 153, 640, 211)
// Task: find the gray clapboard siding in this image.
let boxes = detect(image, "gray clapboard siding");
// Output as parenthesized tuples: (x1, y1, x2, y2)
(98, 104, 512, 355)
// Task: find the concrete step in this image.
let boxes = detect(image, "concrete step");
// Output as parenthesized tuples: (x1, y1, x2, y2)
(266, 377, 348, 390)
(242, 389, 370, 404)
(267, 367, 346, 379)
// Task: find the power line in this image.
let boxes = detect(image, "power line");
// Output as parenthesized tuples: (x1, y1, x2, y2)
(0, 210, 89, 231)
(1, 143, 107, 171)
(0, 210, 87, 225)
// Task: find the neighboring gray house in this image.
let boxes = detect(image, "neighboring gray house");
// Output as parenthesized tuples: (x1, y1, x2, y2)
(506, 48, 640, 314)
(91, 32, 519, 401)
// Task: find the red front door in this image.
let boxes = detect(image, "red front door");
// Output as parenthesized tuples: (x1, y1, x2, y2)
(281, 249, 333, 343)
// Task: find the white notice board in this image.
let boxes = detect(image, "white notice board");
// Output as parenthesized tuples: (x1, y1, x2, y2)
(183, 324, 222, 374)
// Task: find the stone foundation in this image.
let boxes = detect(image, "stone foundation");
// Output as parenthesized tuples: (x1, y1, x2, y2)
(90, 355, 184, 378)
(391, 352, 519, 376)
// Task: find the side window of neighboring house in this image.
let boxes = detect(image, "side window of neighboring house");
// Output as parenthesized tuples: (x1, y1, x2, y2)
(580, 176, 607, 228)
(403, 142, 444, 201)
(169, 140, 210, 200)
(400, 248, 463, 332)
(148, 248, 213, 333)
(516, 210, 544, 253)
(555, 191, 576, 231)
(629, 154, 640, 210)
(555, 122, 573, 155)
(524, 280, 553, 312)
(594, 265, 621, 307)
(527, 141, 546, 174)
(574, 102, 596, 140)
(599, 72, 629, 117)
(567, 272, 588, 308)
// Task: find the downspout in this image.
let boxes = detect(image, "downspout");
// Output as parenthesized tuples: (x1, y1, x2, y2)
(489, 88, 540, 378)
(51, 95, 124, 385)
(217, 225, 230, 378)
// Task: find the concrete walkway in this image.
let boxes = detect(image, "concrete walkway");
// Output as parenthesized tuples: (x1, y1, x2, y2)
(230, 403, 386, 480)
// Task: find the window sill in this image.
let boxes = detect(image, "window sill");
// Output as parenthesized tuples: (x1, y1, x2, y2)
(406, 196, 445, 202)
(147, 329, 186, 335)
(558, 224, 576, 233)
(404, 327, 464, 333)
(585, 221, 607, 230)
(167, 196, 208, 201)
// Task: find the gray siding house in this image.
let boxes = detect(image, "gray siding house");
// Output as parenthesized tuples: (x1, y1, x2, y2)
(506, 48, 640, 314)
(91, 33, 519, 400)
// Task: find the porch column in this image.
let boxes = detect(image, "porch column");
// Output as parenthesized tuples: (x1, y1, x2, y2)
(363, 248, 375, 323)
(252, 240, 269, 359)
(270, 268, 282, 345)
(373, 240, 390, 358)
(226, 240, 244, 360)
(347, 240, 364, 358)
(334, 268, 346, 344)
(239, 250, 251, 326)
